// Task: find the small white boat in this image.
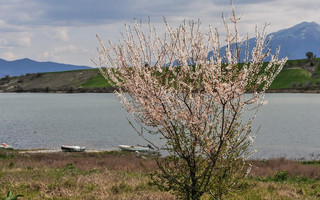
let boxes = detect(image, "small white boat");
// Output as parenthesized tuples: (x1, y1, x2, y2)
(119, 145, 149, 152)
(61, 145, 86, 152)
(0, 143, 12, 149)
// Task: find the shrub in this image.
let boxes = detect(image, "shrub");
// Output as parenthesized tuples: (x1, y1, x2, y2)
(273, 170, 288, 182)
(95, 3, 287, 199)
(305, 81, 313, 88)
(310, 61, 315, 66)
(306, 52, 314, 60)
(292, 82, 297, 87)
(45, 86, 50, 93)
(111, 182, 133, 194)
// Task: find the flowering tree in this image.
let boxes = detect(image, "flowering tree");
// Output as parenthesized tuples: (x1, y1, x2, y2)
(93, 5, 287, 200)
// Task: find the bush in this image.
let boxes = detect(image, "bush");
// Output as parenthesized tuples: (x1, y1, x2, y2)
(310, 61, 315, 66)
(111, 182, 133, 194)
(273, 170, 288, 182)
(292, 82, 297, 87)
(96, 3, 287, 199)
(67, 87, 74, 93)
(305, 81, 313, 88)
(284, 62, 292, 68)
(0, 150, 15, 160)
(306, 52, 314, 60)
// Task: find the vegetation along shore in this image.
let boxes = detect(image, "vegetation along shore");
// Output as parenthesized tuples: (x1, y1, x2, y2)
(0, 149, 319, 199)
(0, 58, 320, 93)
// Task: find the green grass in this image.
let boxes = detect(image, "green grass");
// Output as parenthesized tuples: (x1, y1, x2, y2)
(42, 68, 97, 75)
(81, 73, 111, 88)
(316, 61, 320, 75)
(269, 68, 313, 89)
(301, 160, 320, 165)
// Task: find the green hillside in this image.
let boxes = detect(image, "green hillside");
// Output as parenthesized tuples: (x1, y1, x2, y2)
(1, 58, 320, 93)
(81, 72, 111, 88)
(270, 68, 312, 89)
(80, 58, 320, 91)
(269, 58, 320, 90)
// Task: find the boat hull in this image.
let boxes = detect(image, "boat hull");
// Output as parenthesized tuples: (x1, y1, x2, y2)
(61, 145, 86, 152)
(119, 145, 149, 152)
(0, 143, 12, 149)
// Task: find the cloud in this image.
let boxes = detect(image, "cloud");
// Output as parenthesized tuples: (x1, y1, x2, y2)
(2, 51, 16, 60)
(1, 0, 319, 30)
(44, 28, 70, 42)
(0, 0, 43, 25)
(43, 51, 49, 58)
(18, 36, 31, 46)
(38, 44, 92, 65)
(53, 45, 78, 53)
(0, 33, 32, 47)
(41, 44, 89, 60)
(0, 0, 223, 27)
(214, 0, 277, 5)
(0, 0, 135, 26)
(55, 29, 69, 42)
(0, 0, 319, 66)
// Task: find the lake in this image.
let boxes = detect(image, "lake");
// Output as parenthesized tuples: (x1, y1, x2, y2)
(0, 93, 319, 160)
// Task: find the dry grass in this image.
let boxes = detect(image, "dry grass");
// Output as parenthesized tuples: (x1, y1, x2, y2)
(9, 151, 158, 171)
(249, 158, 320, 179)
(1, 150, 320, 199)
(0, 150, 173, 200)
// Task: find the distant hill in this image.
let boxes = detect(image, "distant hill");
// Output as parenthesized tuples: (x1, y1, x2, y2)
(0, 68, 113, 93)
(208, 21, 320, 61)
(1, 58, 320, 93)
(0, 58, 92, 78)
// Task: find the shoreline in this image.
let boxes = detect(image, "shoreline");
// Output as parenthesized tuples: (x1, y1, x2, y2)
(1, 87, 320, 94)
(17, 149, 105, 154)
(2, 147, 320, 162)
(3, 148, 318, 162)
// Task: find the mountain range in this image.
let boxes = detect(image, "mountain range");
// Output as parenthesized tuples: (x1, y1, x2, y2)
(268, 21, 320, 59)
(208, 21, 320, 62)
(0, 21, 319, 78)
(0, 58, 91, 78)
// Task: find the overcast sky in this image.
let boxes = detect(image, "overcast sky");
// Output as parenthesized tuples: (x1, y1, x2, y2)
(0, 0, 319, 67)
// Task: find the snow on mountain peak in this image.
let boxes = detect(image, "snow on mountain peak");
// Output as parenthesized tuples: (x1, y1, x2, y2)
(273, 21, 320, 40)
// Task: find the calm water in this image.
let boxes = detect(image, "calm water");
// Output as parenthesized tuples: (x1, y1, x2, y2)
(0, 93, 319, 160)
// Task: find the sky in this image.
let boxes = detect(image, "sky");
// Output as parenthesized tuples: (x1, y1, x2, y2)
(0, 0, 319, 67)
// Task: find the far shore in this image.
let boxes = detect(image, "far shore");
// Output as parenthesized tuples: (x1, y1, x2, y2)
(1, 87, 320, 93)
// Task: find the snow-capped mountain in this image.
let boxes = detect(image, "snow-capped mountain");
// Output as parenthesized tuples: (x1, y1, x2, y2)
(208, 21, 320, 61)
(270, 21, 320, 59)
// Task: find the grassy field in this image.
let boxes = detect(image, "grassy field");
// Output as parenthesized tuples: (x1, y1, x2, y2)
(269, 68, 313, 89)
(269, 58, 320, 90)
(1, 149, 320, 199)
(81, 72, 111, 88)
